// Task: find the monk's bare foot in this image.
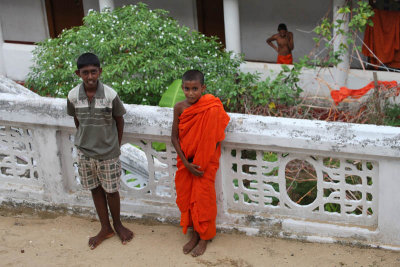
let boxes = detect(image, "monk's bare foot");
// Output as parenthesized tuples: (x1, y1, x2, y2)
(114, 223, 134, 245)
(191, 239, 208, 257)
(183, 231, 200, 254)
(88, 228, 115, 250)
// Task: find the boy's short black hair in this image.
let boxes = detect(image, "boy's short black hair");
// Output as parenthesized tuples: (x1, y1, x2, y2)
(77, 52, 100, 69)
(182, 70, 204, 85)
(278, 23, 287, 31)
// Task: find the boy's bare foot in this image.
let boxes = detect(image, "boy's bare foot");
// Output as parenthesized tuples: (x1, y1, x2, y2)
(88, 228, 115, 250)
(191, 239, 208, 257)
(113, 223, 134, 244)
(183, 231, 200, 254)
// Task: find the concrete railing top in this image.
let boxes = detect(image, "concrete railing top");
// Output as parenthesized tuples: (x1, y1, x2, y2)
(1, 88, 400, 159)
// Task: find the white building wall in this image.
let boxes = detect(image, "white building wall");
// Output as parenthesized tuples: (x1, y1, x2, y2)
(239, 0, 332, 63)
(83, 0, 100, 14)
(82, 0, 198, 29)
(0, 0, 49, 43)
(2, 43, 35, 81)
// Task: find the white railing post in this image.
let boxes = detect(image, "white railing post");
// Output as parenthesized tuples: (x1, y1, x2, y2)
(34, 126, 67, 204)
(215, 146, 228, 222)
(377, 159, 400, 245)
(223, 0, 242, 54)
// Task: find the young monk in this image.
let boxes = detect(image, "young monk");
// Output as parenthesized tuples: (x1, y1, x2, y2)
(171, 70, 230, 257)
(266, 23, 294, 64)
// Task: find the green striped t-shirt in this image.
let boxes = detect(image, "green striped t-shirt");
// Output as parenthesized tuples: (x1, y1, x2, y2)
(67, 81, 126, 159)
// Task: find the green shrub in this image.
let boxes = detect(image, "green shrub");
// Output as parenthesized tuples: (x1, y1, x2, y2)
(384, 103, 400, 126)
(26, 3, 244, 105)
(26, 3, 303, 109)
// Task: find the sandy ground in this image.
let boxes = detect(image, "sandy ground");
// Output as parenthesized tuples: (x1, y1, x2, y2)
(0, 213, 399, 267)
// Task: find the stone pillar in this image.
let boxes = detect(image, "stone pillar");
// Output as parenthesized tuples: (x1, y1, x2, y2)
(377, 159, 400, 246)
(99, 0, 115, 11)
(0, 20, 6, 76)
(223, 0, 241, 54)
(333, 0, 350, 88)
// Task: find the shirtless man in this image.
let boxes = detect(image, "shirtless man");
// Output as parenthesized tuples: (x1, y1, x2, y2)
(266, 23, 294, 64)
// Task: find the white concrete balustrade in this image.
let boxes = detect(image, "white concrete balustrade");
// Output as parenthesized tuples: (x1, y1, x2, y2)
(1, 78, 400, 248)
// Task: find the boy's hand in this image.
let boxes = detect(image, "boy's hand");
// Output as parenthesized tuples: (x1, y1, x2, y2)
(185, 163, 204, 177)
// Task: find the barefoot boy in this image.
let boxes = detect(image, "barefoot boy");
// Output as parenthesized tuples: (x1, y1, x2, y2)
(171, 70, 230, 257)
(67, 52, 133, 249)
(266, 23, 294, 64)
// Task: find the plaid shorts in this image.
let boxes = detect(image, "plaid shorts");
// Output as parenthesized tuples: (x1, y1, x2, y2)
(77, 150, 121, 193)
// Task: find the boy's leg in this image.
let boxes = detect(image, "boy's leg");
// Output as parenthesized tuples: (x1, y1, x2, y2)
(98, 157, 133, 244)
(77, 151, 114, 249)
(89, 186, 115, 249)
(106, 191, 134, 244)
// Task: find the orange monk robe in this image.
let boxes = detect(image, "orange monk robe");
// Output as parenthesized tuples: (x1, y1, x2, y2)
(330, 80, 398, 105)
(175, 94, 230, 240)
(277, 54, 293, 64)
(362, 9, 400, 69)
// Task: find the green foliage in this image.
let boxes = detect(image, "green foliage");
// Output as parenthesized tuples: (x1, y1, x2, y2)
(312, 0, 374, 67)
(158, 79, 184, 107)
(384, 103, 400, 126)
(26, 3, 242, 105)
(25, 1, 375, 115)
(26, 3, 305, 110)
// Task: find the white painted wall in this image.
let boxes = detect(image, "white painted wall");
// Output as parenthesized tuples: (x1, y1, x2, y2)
(0, 0, 49, 43)
(2, 43, 35, 81)
(82, 0, 198, 29)
(238, 0, 332, 63)
(83, 0, 100, 15)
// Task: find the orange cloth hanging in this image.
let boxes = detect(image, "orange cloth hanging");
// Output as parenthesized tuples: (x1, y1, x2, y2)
(330, 80, 398, 105)
(362, 9, 400, 68)
(277, 54, 293, 64)
(175, 94, 230, 240)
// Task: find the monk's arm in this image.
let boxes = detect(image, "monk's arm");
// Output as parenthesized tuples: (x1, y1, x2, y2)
(288, 32, 294, 51)
(171, 104, 204, 177)
(266, 35, 278, 52)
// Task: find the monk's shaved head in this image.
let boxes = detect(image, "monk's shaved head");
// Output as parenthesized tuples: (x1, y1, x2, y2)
(182, 70, 204, 85)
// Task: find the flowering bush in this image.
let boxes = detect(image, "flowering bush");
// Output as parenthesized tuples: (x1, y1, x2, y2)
(26, 3, 247, 105)
(26, 3, 305, 109)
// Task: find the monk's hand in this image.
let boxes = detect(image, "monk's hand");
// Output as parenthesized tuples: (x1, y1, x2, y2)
(186, 163, 204, 177)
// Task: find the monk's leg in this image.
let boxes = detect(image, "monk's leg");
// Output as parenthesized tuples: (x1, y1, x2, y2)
(183, 230, 200, 254)
(89, 186, 115, 249)
(191, 220, 216, 257)
(106, 191, 134, 244)
(191, 238, 208, 257)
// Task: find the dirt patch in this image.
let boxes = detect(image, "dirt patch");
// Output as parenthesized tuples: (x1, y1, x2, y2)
(0, 213, 399, 267)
